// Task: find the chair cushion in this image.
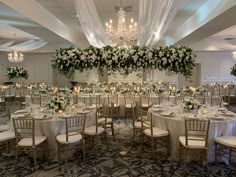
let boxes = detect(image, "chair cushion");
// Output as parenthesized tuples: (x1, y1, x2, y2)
(56, 131, 82, 144)
(110, 103, 119, 108)
(144, 127, 169, 137)
(18, 136, 47, 146)
(215, 136, 236, 148)
(179, 136, 207, 149)
(84, 126, 105, 135)
(0, 131, 15, 141)
(125, 103, 132, 108)
(134, 121, 150, 129)
(98, 118, 112, 124)
(0, 125, 9, 132)
(142, 103, 150, 108)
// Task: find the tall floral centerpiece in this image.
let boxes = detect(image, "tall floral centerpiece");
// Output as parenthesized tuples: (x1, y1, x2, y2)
(6, 66, 29, 80)
(230, 64, 236, 77)
(46, 87, 72, 112)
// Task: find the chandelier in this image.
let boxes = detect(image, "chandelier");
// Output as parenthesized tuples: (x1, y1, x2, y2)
(8, 50, 24, 63)
(105, 7, 137, 47)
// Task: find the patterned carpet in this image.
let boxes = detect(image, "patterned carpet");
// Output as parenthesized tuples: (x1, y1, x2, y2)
(0, 104, 236, 177)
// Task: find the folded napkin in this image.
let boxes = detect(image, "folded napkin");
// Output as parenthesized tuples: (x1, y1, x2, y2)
(34, 114, 47, 119)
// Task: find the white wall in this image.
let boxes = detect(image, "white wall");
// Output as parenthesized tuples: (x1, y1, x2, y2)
(0, 52, 54, 85)
(195, 51, 236, 83)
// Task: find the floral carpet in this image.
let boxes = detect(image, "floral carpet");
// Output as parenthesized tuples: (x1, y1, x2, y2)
(0, 104, 235, 177)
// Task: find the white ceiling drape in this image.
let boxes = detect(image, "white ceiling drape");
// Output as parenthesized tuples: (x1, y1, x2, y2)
(74, 0, 110, 48)
(0, 40, 15, 49)
(0, 40, 48, 51)
(137, 0, 180, 46)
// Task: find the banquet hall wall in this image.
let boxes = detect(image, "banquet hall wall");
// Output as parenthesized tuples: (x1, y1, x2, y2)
(0, 51, 235, 87)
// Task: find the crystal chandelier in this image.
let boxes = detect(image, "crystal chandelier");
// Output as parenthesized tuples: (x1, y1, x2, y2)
(105, 7, 137, 47)
(8, 50, 24, 63)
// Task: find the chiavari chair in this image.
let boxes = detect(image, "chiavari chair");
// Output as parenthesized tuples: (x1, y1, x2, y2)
(98, 102, 115, 140)
(31, 93, 41, 105)
(13, 116, 48, 170)
(143, 113, 169, 160)
(179, 119, 210, 169)
(107, 94, 120, 118)
(214, 135, 236, 167)
(56, 114, 86, 165)
(132, 103, 150, 145)
(124, 93, 135, 119)
(83, 108, 108, 156)
(139, 93, 151, 111)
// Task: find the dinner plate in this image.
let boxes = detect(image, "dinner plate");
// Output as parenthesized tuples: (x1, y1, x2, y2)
(160, 112, 174, 117)
(84, 105, 96, 110)
(218, 111, 235, 117)
(13, 113, 31, 117)
(34, 114, 52, 120)
(77, 110, 91, 114)
(218, 108, 227, 111)
(152, 108, 163, 112)
(152, 105, 162, 108)
(14, 109, 29, 114)
(210, 116, 225, 121)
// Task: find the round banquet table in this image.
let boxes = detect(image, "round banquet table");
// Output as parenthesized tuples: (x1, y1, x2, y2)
(149, 105, 236, 162)
(10, 108, 96, 160)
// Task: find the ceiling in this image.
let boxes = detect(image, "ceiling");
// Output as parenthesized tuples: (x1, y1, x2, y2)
(0, 0, 236, 53)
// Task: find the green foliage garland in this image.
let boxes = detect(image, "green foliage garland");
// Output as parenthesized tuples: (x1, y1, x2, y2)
(52, 45, 196, 78)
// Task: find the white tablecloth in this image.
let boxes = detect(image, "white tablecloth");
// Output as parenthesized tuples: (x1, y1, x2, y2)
(10, 109, 96, 160)
(75, 94, 177, 117)
(150, 106, 236, 162)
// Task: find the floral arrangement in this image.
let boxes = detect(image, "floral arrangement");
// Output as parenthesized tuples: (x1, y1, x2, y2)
(6, 66, 29, 80)
(230, 64, 236, 77)
(194, 85, 208, 95)
(52, 45, 196, 78)
(46, 87, 72, 112)
(183, 96, 200, 111)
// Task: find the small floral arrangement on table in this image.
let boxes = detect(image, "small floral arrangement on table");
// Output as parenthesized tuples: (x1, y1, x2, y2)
(46, 87, 72, 112)
(6, 66, 29, 80)
(194, 85, 208, 95)
(82, 87, 93, 94)
(230, 64, 236, 77)
(183, 96, 201, 111)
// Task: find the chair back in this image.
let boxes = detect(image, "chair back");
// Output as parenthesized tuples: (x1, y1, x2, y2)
(31, 94, 41, 105)
(159, 95, 170, 104)
(64, 115, 86, 142)
(124, 93, 135, 107)
(139, 93, 150, 108)
(108, 94, 118, 105)
(89, 94, 101, 108)
(211, 95, 222, 107)
(151, 95, 160, 105)
(194, 94, 205, 105)
(184, 119, 210, 148)
(13, 116, 35, 146)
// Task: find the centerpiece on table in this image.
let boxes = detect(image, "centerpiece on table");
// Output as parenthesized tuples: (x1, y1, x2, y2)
(182, 96, 201, 112)
(46, 87, 72, 112)
(230, 64, 236, 77)
(6, 66, 29, 80)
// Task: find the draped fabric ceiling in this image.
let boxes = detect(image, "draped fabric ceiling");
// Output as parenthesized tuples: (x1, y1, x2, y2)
(74, 0, 180, 48)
